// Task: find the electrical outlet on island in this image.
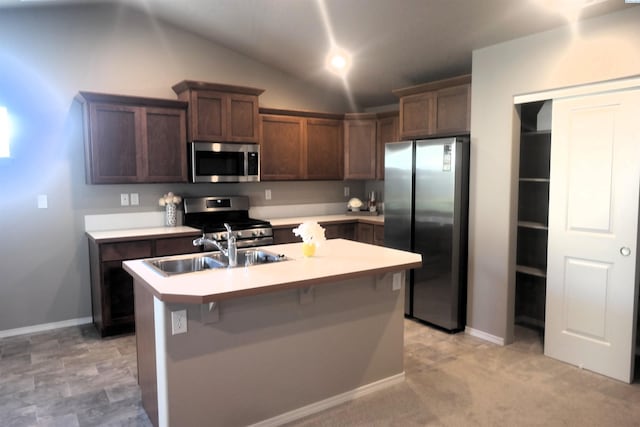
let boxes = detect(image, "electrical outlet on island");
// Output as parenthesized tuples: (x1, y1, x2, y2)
(171, 309, 187, 335)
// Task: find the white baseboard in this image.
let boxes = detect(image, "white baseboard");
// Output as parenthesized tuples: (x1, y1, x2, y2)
(465, 326, 505, 346)
(248, 372, 405, 427)
(0, 317, 93, 339)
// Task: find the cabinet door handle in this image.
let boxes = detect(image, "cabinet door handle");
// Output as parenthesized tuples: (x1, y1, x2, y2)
(620, 247, 631, 257)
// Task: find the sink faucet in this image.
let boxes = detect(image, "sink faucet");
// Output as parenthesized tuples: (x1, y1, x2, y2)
(192, 222, 237, 267)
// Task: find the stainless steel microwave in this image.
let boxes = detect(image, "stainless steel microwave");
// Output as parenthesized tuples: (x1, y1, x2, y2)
(189, 142, 259, 183)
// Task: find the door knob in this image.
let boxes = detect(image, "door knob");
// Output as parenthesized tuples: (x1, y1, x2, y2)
(620, 247, 631, 256)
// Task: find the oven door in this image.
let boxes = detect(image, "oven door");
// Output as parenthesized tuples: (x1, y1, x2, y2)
(190, 142, 259, 183)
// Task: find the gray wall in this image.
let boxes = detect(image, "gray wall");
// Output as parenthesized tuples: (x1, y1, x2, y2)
(160, 275, 404, 425)
(0, 4, 357, 332)
(467, 7, 640, 342)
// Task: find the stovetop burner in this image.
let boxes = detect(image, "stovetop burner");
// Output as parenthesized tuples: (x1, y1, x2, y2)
(183, 196, 273, 247)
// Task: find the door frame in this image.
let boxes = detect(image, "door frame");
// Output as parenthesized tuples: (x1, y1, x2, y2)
(511, 75, 640, 346)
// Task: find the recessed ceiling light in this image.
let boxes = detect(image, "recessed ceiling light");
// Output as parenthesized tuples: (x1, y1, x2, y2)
(326, 47, 352, 77)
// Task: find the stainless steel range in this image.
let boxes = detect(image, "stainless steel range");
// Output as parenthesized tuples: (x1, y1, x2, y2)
(183, 196, 273, 250)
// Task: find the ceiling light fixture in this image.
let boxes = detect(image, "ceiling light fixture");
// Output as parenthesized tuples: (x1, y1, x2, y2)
(326, 46, 352, 77)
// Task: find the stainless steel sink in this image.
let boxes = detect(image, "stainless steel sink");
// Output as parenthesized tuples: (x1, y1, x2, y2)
(145, 254, 226, 276)
(144, 248, 287, 276)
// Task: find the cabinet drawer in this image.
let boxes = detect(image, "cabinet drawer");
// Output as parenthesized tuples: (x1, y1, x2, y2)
(155, 236, 201, 256)
(100, 241, 152, 261)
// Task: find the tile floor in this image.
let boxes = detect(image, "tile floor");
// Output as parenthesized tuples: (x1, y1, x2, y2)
(0, 325, 149, 427)
(2, 320, 638, 426)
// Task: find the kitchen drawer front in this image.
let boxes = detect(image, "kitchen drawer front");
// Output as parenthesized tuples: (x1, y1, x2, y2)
(100, 241, 152, 261)
(155, 236, 201, 257)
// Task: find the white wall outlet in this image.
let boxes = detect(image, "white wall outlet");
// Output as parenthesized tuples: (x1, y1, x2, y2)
(265, 189, 272, 200)
(344, 186, 350, 197)
(130, 193, 139, 206)
(171, 309, 188, 335)
(120, 193, 129, 206)
(392, 273, 403, 291)
(37, 194, 48, 209)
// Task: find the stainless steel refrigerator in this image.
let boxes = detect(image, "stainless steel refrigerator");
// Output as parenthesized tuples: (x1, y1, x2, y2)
(384, 137, 469, 332)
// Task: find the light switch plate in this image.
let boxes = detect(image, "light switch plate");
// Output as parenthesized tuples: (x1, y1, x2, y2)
(37, 194, 48, 209)
(265, 189, 272, 200)
(120, 193, 129, 206)
(130, 193, 139, 206)
(344, 186, 350, 197)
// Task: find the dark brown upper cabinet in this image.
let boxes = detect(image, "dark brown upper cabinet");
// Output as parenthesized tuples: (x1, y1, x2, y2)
(260, 114, 305, 180)
(375, 112, 399, 180)
(77, 92, 188, 184)
(260, 108, 343, 181)
(344, 113, 377, 180)
(172, 81, 264, 143)
(393, 74, 471, 139)
(306, 117, 343, 180)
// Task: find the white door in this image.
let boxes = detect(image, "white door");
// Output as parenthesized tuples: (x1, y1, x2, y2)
(545, 88, 640, 383)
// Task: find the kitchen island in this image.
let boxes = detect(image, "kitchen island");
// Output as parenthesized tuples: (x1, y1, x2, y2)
(123, 239, 421, 427)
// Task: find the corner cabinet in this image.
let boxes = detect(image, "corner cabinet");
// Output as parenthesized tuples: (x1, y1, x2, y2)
(375, 112, 399, 180)
(172, 80, 264, 143)
(393, 74, 471, 139)
(515, 100, 552, 330)
(88, 233, 201, 337)
(77, 92, 188, 184)
(260, 109, 343, 181)
(344, 113, 377, 180)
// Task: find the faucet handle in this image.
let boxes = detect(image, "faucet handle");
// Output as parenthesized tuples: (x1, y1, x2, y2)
(223, 223, 232, 233)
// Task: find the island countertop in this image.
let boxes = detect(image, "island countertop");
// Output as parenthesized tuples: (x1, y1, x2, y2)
(123, 238, 421, 304)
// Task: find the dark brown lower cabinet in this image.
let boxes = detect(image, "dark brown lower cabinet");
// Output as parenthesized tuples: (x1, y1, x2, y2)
(373, 224, 384, 246)
(357, 223, 374, 244)
(88, 234, 200, 337)
(356, 223, 385, 246)
(273, 222, 357, 245)
(273, 222, 382, 246)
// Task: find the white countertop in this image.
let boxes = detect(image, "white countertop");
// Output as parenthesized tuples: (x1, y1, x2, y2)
(123, 238, 420, 304)
(87, 226, 200, 242)
(86, 215, 384, 243)
(270, 214, 384, 227)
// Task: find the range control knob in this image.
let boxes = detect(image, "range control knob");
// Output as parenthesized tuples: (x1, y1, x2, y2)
(236, 231, 242, 238)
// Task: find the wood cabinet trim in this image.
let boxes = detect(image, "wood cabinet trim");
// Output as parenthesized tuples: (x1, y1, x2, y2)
(77, 91, 187, 109)
(172, 80, 264, 96)
(259, 107, 344, 120)
(392, 74, 471, 97)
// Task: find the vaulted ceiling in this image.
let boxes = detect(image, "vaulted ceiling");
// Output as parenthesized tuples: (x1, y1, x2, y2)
(1, 0, 636, 108)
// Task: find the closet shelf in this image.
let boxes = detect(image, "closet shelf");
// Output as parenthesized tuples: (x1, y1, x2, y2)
(516, 265, 547, 278)
(519, 177, 550, 183)
(521, 130, 552, 136)
(518, 221, 548, 230)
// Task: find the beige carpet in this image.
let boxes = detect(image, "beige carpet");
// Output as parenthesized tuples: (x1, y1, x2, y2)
(287, 320, 640, 426)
